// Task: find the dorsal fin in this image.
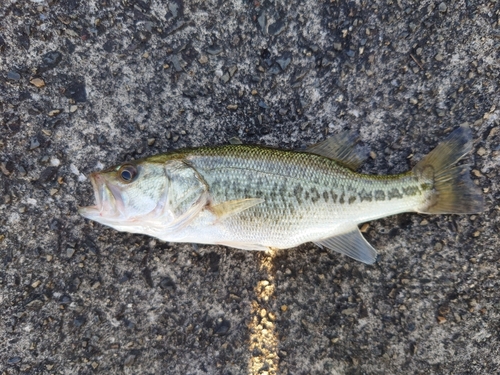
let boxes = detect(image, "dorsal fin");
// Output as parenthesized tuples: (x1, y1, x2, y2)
(228, 137, 243, 145)
(302, 131, 368, 170)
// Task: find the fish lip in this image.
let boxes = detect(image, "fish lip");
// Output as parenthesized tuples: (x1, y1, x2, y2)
(78, 173, 102, 218)
(78, 172, 121, 219)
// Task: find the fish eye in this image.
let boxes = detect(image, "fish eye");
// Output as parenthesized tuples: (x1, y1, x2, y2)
(118, 165, 138, 183)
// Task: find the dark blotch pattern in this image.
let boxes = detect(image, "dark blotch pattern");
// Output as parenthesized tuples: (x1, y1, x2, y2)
(293, 184, 303, 204)
(374, 190, 386, 201)
(403, 186, 420, 196)
(388, 188, 403, 200)
(359, 188, 373, 202)
(310, 187, 320, 203)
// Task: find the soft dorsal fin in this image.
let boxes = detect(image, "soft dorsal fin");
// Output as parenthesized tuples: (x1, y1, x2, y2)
(302, 131, 368, 170)
(314, 227, 377, 264)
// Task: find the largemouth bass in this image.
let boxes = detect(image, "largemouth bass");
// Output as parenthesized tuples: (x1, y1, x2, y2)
(79, 126, 483, 264)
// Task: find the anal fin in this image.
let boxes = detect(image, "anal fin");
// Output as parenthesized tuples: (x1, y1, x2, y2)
(314, 227, 377, 264)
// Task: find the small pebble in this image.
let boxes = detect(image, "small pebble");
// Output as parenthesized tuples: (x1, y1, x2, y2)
(228, 65, 238, 77)
(48, 109, 61, 117)
(221, 72, 230, 83)
(147, 138, 155, 146)
(0, 163, 10, 176)
(227, 104, 238, 110)
(276, 56, 291, 70)
(7, 71, 21, 80)
(67, 248, 75, 258)
(472, 169, 482, 177)
(30, 77, 45, 87)
(206, 45, 223, 55)
(8, 357, 21, 365)
(342, 308, 356, 315)
(476, 147, 486, 156)
(251, 89, 258, 95)
(437, 316, 447, 324)
(435, 54, 444, 62)
(438, 2, 447, 12)
(198, 55, 208, 64)
(70, 105, 78, 113)
(31, 280, 41, 288)
(281, 305, 288, 312)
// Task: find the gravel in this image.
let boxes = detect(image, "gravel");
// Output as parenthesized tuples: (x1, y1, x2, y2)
(1, 0, 499, 374)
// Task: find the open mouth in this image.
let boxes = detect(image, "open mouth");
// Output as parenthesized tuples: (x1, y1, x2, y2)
(78, 173, 117, 219)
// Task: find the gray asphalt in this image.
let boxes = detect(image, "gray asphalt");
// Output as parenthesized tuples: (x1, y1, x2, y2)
(1, 1, 499, 374)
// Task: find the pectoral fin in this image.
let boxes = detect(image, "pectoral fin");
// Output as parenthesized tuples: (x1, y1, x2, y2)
(314, 227, 377, 264)
(211, 198, 265, 220)
(303, 131, 368, 170)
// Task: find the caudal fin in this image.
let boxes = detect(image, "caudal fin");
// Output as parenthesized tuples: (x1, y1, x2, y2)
(414, 125, 484, 214)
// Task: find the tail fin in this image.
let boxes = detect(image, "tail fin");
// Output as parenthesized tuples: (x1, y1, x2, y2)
(414, 125, 484, 214)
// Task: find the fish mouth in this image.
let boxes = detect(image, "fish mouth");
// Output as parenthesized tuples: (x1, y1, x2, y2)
(78, 173, 122, 220)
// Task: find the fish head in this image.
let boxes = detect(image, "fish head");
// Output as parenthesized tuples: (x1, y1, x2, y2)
(78, 161, 170, 231)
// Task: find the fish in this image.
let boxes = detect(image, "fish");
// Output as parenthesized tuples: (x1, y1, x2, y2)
(79, 125, 484, 264)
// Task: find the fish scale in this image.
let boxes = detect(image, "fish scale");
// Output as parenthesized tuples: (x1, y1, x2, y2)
(79, 126, 484, 264)
(182, 146, 424, 249)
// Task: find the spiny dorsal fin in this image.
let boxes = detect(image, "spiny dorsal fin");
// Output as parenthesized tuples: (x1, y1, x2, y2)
(302, 131, 368, 170)
(314, 227, 377, 264)
(211, 198, 264, 220)
(228, 137, 243, 145)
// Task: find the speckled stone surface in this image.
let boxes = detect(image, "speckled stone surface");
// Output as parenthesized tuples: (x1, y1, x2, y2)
(1, 1, 499, 374)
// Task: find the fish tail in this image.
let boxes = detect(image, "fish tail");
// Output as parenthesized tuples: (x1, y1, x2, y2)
(413, 125, 484, 214)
